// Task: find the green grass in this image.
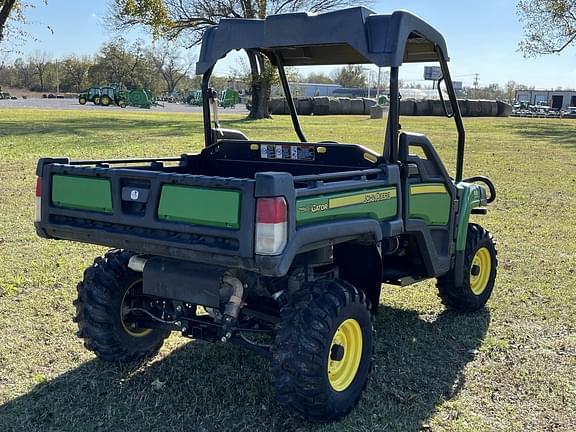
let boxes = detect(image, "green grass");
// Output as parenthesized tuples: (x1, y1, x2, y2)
(0, 109, 575, 431)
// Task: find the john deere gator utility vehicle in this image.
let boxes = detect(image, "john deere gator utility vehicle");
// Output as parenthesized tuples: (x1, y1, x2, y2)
(35, 7, 497, 421)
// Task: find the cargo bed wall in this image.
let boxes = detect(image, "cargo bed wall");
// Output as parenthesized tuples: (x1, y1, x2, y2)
(36, 162, 256, 265)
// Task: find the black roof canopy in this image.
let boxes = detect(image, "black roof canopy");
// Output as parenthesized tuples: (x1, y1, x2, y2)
(196, 7, 449, 74)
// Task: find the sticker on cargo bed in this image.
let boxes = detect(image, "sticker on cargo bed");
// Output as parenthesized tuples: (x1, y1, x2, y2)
(298, 189, 397, 214)
(259, 144, 315, 161)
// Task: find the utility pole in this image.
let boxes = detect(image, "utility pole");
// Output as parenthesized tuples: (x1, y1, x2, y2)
(56, 58, 60, 96)
(473, 73, 479, 98)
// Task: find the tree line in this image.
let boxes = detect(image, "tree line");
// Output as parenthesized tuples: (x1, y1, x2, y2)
(0, 38, 198, 94)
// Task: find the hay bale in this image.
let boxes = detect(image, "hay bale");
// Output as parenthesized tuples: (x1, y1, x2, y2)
(338, 97, 351, 114)
(497, 100, 512, 117)
(329, 97, 342, 115)
(362, 98, 377, 114)
(467, 100, 483, 117)
(400, 99, 416, 116)
(313, 96, 330, 115)
(480, 100, 498, 117)
(414, 100, 432, 116)
(296, 97, 313, 115)
(370, 105, 384, 119)
(349, 98, 364, 115)
(430, 100, 446, 116)
(269, 98, 286, 115)
(456, 99, 468, 117)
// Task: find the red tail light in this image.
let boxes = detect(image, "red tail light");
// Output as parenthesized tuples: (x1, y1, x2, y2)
(256, 197, 287, 224)
(255, 197, 288, 255)
(35, 177, 42, 197)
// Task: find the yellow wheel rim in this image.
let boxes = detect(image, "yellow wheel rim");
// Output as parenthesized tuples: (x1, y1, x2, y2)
(470, 247, 492, 295)
(121, 280, 152, 337)
(327, 318, 363, 392)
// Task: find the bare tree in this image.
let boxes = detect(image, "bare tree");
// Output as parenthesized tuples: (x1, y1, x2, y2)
(518, 0, 576, 55)
(150, 41, 193, 93)
(29, 51, 51, 91)
(1, 1, 48, 47)
(0, 0, 17, 43)
(109, 0, 366, 118)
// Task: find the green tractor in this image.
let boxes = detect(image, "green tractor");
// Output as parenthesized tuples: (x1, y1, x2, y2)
(187, 89, 203, 106)
(35, 8, 498, 422)
(99, 85, 128, 108)
(78, 87, 102, 105)
(219, 88, 240, 108)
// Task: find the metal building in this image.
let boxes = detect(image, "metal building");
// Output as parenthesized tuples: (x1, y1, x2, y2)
(516, 89, 576, 110)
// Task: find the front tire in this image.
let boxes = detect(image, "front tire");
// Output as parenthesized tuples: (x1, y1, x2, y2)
(437, 223, 498, 311)
(79, 97, 87, 105)
(74, 250, 169, 362)
(271, 279, 373, 422)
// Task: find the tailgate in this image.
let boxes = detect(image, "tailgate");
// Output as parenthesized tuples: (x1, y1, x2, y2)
(36, 160, 255, 259)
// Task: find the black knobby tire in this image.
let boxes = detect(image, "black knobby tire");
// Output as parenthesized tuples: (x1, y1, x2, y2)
(74, 250, 169, 362)
(437, 223, 498, 311)
(101, 95, 111, 106)
(79, 97, 87, 105)
(271, 279, 373, 422)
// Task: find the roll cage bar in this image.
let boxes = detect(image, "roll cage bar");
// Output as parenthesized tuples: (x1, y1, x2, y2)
(198, 7, 466, 182)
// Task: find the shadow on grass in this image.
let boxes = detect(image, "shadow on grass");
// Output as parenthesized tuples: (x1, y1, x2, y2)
(0, 306, 489, 432)
(510, 121, 576, 149)
(0, 117, 204, 139)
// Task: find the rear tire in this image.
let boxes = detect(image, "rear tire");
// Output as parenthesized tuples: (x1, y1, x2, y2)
(79, 97, 87, 105)
(74, 250, 169, 362)
(101, 95, 111, 106)
(437, 223, 497, 311)
(271, 279, 373, 422)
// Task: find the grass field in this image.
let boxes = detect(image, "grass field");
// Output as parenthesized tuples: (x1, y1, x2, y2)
(0, 109, 575, 432)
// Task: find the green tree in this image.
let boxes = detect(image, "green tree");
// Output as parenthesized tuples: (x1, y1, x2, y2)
(90, 39, 154, 89)
(108, 0, 362, 119)
(62, 56, 93, 92)
(305, 72, 333, 84)
(332, 65, 366, 88)
(518, 0, 576, 55)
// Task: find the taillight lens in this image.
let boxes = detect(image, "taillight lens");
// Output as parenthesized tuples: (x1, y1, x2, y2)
(35, 177, 42, 222)
(255, 197, 288, 255)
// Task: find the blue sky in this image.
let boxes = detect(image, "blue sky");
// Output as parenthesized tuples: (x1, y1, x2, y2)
(11, 0, 576, 89)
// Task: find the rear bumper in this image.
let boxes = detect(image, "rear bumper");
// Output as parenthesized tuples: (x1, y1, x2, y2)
(37, 217, 399, 277)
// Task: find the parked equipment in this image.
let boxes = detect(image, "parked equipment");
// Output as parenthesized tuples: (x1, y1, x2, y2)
(35, 7, 498, 422)
(99, 83, 128, 108)
(78, 87, 102, 105)
(127, 88, 156, 109)
(219, 88, 240, 108)
(187, 89, 203, 106)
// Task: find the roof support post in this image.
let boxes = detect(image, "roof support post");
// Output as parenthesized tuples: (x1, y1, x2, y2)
(384, 66, 400, 161)
(276, 57, 307, 142)
(438, 51, 465, 181)
(202, 67, 214, 148)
